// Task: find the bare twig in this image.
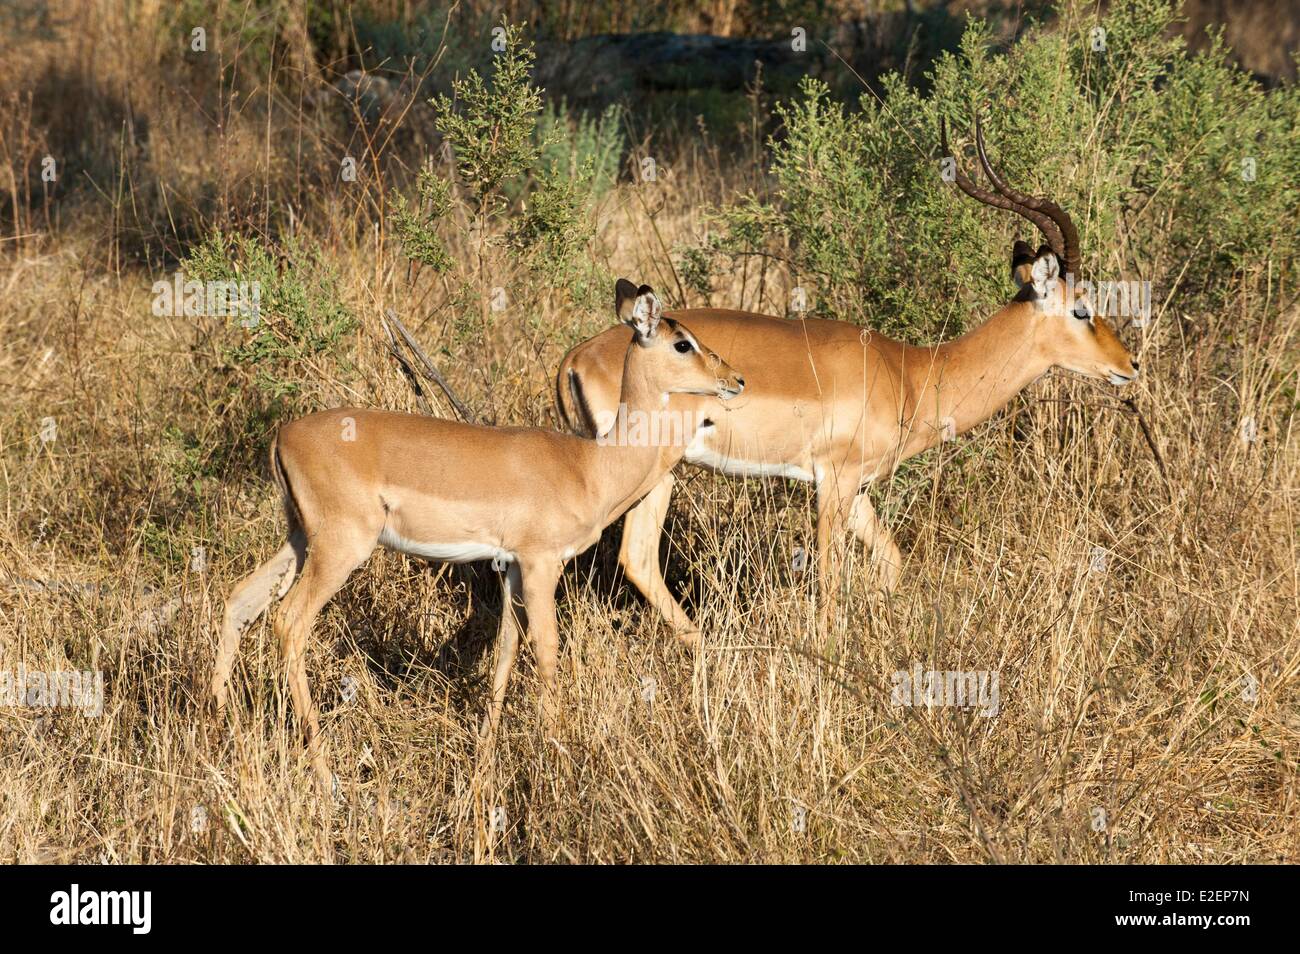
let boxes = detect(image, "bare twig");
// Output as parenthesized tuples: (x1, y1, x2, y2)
(378, 312, 433, 415)
(381, 308, 476, 424)
(1121, 396, 1170, 487)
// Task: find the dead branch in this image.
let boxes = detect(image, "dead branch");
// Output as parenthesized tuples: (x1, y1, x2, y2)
(381, 308, 477, 424)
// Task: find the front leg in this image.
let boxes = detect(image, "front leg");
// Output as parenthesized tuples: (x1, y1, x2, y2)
(618, 473, 701, 646)
(848, 491, 903, 594)
(519, 557, 562, 728)
(815, 473, 858, 649)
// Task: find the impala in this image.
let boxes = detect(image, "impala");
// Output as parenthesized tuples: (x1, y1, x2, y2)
(556, 118, 1138, 643)
(212, 280, 743, 787)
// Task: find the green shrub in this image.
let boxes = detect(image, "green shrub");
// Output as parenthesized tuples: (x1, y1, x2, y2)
(535, 101, 626, 200)
(707, 0, 1299, 342)
(391, 166, 455, 272)
(431, 20, 546, 215)
(509, 168, 595, 279)
(181, 231, 356, 398)
(390, 21, 609, 320)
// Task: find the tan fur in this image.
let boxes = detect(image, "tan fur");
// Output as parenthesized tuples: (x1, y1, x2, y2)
(213, 288, 743, 788)
(556, 280, 1137, 643)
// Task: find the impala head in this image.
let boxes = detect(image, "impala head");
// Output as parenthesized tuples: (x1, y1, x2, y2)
(615, 278, 744, 400)
(942, 116, 1139, 387)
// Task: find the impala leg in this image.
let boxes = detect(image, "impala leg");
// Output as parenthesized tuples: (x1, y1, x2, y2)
(272, 528, 374, 791)
(814, 473, 858, 648)
(212, 531, 305, 714)
(519, 558, 562, 729)
(618, 473, 701, 646)
(481, 562, 525, 739)
(848, 492, 902, 595)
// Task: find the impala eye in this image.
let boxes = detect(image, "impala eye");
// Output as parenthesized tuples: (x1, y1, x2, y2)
(674, 340, 693, 354)
(1073, 302, 1092, 320)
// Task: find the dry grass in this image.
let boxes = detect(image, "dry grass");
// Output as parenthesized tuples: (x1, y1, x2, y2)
(0, 1, 1296, 864)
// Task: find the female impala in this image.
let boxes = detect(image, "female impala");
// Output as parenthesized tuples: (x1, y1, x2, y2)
(556, 119, 1138, 642)
(213, 280, 743, 787)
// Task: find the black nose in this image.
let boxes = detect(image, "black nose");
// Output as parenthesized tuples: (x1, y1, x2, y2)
(736, 376, 745, 387)
(1131, 360, 1140, 370)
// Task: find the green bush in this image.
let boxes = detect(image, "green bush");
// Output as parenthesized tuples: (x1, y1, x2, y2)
(181, 231, 356, 398)
(390, 21, 610, 322)
(709, 0, 1299, 342)
(391, 166, 455, 272)
(535, 101, 626, 200)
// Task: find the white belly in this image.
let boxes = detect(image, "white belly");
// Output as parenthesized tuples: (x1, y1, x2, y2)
(683, 431, 816, 482)
(379, 527, 514, 565)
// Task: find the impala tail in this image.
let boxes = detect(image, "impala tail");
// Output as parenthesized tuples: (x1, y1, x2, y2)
(268, 429, 304, 534)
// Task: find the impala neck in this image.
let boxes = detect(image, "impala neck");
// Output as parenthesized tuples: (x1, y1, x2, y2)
(583, 341, 703, 518)
(899, 303, 1051, 458)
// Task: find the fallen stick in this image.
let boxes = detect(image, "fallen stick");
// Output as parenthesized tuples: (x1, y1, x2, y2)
(378, 311, 433, 416)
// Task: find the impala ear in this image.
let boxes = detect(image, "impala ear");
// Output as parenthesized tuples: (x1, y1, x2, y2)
(616, 280, 662, 339)
(614, 278, 639, 319)
(1029, 250, 1060, 300)
(1010, 240, 1036, 288)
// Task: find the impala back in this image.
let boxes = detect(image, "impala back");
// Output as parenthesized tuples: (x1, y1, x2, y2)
(557, 309, 907, 483)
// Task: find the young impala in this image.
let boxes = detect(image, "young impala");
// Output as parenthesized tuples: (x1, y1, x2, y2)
(556, 118, 1138, 642)
(212, 280, 743, 787)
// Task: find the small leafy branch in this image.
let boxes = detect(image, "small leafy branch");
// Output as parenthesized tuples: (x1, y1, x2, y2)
(432, 20, 546, 216)
(390, 166, 454, 271)
(390, 20, 614, 328)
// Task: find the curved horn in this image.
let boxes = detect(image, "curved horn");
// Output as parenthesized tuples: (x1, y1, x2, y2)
(975, 114, 1081, 279)
(941, 117, 1067, 267)
(941, 117, 1030, 215)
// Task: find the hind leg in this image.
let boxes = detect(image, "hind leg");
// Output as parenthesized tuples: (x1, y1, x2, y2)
(273, 525, 376, 790)
(212, 529, 306, 713)
(481, 562, 525, 740)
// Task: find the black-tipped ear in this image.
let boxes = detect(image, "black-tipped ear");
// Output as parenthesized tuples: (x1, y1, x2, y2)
(617, 281, 662, 338)
(1035, 243, 1053, 260)
(614, 278, 640, 320)
(1011, 240, 1036, 289)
